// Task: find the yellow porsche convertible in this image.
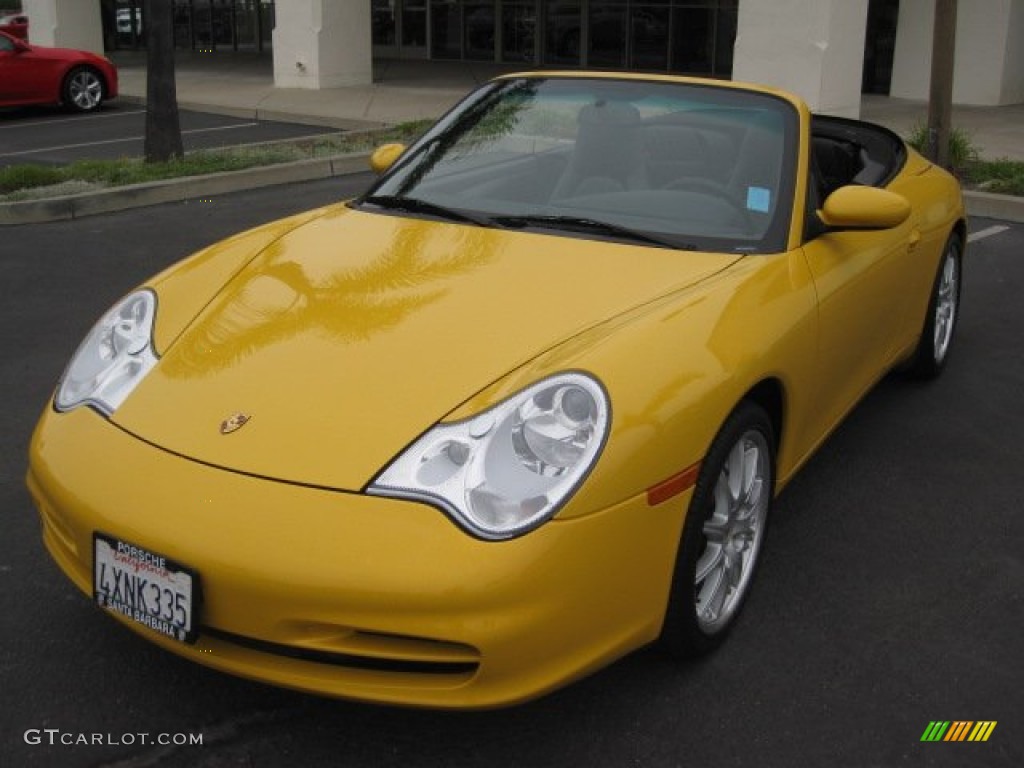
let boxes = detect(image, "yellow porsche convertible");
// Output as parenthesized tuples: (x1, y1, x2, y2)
(27, 73, 965, 708)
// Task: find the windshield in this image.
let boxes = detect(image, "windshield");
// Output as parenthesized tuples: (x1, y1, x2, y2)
(361, 77, 799, 253)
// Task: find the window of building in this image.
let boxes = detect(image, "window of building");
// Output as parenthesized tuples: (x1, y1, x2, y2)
(417, 0, 736, 76)
(431, 0, 460, 57)
(545, 1, 581, 65)
(502, 1, 537, 63)
(373, 0, 398, 46)
(631, 3, 671, 70)
(403, 0, 428, 47)
(464, 1, 496, 60)
(102, 0, 274, 53)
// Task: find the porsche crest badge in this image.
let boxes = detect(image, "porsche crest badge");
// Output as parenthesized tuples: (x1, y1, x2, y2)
(220, 412, 251, 435)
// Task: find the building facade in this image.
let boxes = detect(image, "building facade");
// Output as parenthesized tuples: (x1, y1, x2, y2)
(101, 1, 276, 53)
(368, 0, 739, 77)
(20, 0, 1024, 114)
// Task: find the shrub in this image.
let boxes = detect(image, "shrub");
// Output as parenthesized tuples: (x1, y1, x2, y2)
(0, 164, 63, 194)
(963, 159, 1024, 196)
(906, 123, 980, 173)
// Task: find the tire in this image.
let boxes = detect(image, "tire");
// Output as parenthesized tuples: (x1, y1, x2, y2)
(908, 233, 963, 379)
(63, 66, 105, 113)
(659, 401, 775, 657)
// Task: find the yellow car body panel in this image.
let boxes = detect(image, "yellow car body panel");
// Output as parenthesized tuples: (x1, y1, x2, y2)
(114, 206, 738, 491)
(26, 72, 966, 708)
(29, 406, 688, 709)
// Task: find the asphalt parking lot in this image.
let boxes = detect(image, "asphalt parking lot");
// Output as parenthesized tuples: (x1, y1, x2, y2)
(0, 102, 336, 168)
(0, 178, 1020, 768)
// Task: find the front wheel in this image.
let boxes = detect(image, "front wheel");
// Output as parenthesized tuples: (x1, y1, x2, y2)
(63, 66, 105, 113)
(659, 401, 775, 657)
(909, 233, 963, 379)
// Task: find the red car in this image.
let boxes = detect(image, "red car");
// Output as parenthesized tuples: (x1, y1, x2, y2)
(0, 29, 118, 112)
(0, 13, 28, 40)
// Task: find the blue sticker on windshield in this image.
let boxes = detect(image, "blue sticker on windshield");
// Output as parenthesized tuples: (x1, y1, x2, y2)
(746, 186, 771, 213)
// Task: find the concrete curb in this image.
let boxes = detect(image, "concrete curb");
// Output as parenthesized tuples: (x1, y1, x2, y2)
(2, 159, 1021, 226)
(963, 190, 1024, 223)
(0, 152, 372, 226)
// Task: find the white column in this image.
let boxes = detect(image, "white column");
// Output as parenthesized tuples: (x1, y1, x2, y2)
(732, 0, 869, 117)
(272, 0, 372, 89)
(891, 0, 1024, 106)
(22, 0, 104, 53)
(1004, 1, 1024, 103)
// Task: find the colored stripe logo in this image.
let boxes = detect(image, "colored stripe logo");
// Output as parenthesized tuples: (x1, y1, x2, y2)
(921, 721, 997, 742)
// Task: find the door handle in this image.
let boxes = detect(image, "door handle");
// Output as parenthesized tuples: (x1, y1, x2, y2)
(909, 229, 922, 250)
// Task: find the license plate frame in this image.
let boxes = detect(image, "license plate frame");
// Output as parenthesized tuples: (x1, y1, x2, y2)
(93, 533, 199, 645)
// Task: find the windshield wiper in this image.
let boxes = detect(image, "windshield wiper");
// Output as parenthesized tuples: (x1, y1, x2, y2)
(491, 214, 693, 250)
(359, 195, 491, 228)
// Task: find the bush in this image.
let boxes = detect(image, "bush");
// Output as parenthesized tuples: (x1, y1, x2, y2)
(0, 164, 63, 194)
(962, 159, 1024, 196)
(906, 123, 980, 173)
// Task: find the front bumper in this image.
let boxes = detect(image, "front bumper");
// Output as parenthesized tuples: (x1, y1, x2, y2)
(27, 407, 690, 708)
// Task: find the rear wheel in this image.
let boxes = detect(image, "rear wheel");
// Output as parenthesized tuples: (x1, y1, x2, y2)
(659, 401, 775, 656)
(909, 233, 962, 379)
(63, 67, 105, 113)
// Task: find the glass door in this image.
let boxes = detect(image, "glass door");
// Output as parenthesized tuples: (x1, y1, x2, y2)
(402, 0, 429, 56)
(464, 1, 496, 60)
(545, 1, 581, 66)
(431, 0, 461, 58)
(588, 0, 626, 68)
(233, 0, 261, 52)
(631, 2, 670, 70)
(173, 0, 193, 49)
(501, 1, 537, 64)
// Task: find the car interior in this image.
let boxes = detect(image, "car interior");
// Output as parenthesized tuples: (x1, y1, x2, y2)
(809, 114, 907, 201)
(380, 89, 908, 254)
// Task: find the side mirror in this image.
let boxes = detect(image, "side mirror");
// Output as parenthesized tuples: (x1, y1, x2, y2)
(369, 143, 406, 175)
(13, 38, 31, 53)
(818, 186, 911, 230)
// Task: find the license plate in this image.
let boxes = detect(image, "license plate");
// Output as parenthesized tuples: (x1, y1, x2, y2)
(93, 533, 198, 644)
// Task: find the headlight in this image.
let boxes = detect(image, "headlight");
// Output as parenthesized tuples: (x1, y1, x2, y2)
(368, 372, 610, 540)
(55, 289, 158, 416)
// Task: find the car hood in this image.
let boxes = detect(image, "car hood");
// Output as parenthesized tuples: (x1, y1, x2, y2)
(112, 205, 738, 490)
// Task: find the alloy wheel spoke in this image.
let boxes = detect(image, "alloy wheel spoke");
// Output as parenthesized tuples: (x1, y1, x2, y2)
(695, 542, 724, 584)
(702, 514, 727, 542)
(712, 474, 731, 524)
(740, 443, 758, 500)
(739, 475, 763, 518)
(724, 551, 744, 592)
(726, 441, 745, 503)
(699, 563, 729, 622)
(733, 500, 760, 538)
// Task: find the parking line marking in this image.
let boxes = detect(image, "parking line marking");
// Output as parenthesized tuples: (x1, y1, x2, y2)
(0, 122, 261, 159)
(967, 225, 1010, 243)
(0, 110, 147, 130)
(182, 122, 261, 135)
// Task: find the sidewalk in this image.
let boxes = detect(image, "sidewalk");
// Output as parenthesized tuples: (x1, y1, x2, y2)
(861, 94, 1024, 162)
(113, 51, 520, 131)
(115, 51, 1024, 162)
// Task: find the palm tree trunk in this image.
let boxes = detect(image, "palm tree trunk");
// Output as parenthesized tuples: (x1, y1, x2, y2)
(144, 0, 183, 163)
